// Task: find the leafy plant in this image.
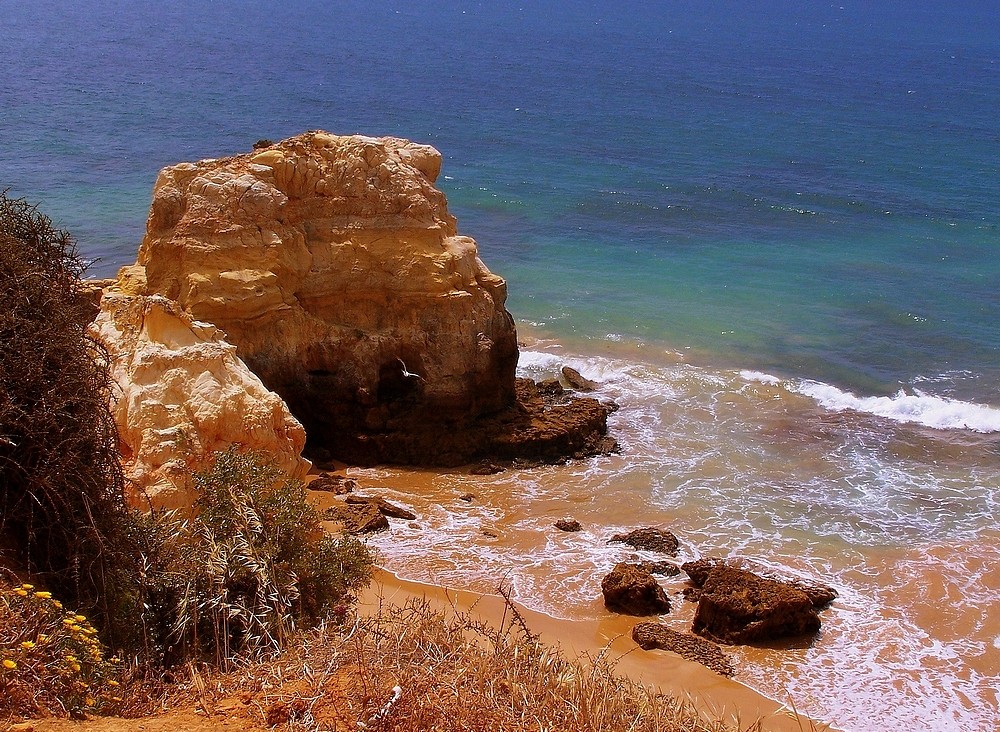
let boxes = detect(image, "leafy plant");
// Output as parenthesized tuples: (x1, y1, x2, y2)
(0, 580, 123, 718)
(137, 449, 373, 667)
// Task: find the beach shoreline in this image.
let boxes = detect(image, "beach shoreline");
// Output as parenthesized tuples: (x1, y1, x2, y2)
(359, 567, 828, 732)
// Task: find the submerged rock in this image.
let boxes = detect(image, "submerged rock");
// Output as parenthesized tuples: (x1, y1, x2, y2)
(631, 623, 735, 677)
(609, 527, 680, 556)
(691, 565, 821, 645)
(601, 563, 671, 616)
(554, 518, 583, 532)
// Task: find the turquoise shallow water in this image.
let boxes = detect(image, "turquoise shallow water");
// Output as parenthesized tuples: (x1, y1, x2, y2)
(3, 3, 1000, 728)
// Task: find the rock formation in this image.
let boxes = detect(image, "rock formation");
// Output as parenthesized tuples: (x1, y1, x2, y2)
(609, 527, 680, 556)
(631, 623, 734, 677)
(682, 557, 837, 608)
(92, 289, 309, 509)
(601, 562, 672, 616)
(130, 131, 613, 465)
(689, 565, 822, 645)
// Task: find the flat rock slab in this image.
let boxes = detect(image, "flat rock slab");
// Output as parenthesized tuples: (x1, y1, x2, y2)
(609, 527, 680, 556)
(632, 623, 735, 677)
(601, 562, 671, 616)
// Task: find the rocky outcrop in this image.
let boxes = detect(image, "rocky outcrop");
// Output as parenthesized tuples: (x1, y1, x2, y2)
(682, 557, 837, 609)
(554, 518, 582, 532)
(690, 565, 822, 645)
(609, 528, 680, 556)
(561, 366, 598, 391)
(601, 563, 671, 616)
(91, 291, 309, 509)
(132, 131, 614, 466)
(631, 623, 734, 677)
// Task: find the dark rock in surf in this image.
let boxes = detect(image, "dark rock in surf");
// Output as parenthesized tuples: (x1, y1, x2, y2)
(691, 565, 821, 645)
(602, 562, 671, 616)
(343, 494, 417, 520)
(554, 518, 583, 532)
(561, 366, 599, 391)
(610, 527, 680, 556)
(683, 557, 837, 609)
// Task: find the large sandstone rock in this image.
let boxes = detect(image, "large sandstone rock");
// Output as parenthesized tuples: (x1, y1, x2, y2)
(130, 131, 613, 465)
(92, 291, 310, 509)
(601, 562, 671, 616)
(691, 565, 821, 645)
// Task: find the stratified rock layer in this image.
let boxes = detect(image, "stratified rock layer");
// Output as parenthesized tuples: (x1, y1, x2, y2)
(92, 291, 309, 509)
(134, 131, 612, 465)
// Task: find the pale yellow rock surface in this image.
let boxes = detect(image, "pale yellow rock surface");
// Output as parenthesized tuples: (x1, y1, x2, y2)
(136, 131, 518, 464)
(91, 290, 310, 509)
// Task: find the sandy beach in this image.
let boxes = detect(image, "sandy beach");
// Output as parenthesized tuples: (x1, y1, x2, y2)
(359, 568, 825, 732)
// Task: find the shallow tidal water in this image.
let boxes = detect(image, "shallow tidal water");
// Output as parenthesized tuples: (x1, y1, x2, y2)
(358, 334, 1000, 731)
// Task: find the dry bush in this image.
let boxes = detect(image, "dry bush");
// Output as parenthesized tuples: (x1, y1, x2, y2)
(148, 598, 745, 732)
(0, 579, 123, 719)
(135, 449, 374, 668)
(0, 192, 141, 646)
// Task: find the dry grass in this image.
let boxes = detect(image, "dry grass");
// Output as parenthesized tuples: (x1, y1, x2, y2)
(122, 596, 752, 732)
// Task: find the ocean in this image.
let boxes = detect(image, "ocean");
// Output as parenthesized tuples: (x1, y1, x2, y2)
(2, 1, 999, 729)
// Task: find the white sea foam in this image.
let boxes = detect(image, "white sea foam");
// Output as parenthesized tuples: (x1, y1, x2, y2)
(739, 369, 782, 385)
(792, 381, 1000, 433)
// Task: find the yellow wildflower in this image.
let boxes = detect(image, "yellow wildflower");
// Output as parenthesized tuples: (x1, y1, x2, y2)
(38, 634, 48, 642)
(34, 591, 52, 599)
(71, 663, 82, 673)
(3, 659, 16, 670)
(75, 614, 87, 622)
(108, 680, 119, 687)
(20, 641, 35, 650)
(21, 583, 34, 590)
(52, 600, 62, 609)
(85, 696, 96, 707)
(14, 589, 28, 597)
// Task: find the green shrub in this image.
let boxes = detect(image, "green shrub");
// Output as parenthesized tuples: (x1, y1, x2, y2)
(137, 449, 373, 667)
(0, 580, 123, 718)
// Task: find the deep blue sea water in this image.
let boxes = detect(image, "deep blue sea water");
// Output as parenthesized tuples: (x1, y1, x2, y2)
(3, 0, 998, 404)
(4, 2, 1000, 729)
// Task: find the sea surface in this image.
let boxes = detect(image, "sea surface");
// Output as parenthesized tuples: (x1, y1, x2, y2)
(3, 2, 999, 729)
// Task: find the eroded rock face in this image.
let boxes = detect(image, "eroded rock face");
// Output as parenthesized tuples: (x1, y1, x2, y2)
(92, 291, 309, 509)
(136, 131, 519, 464)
